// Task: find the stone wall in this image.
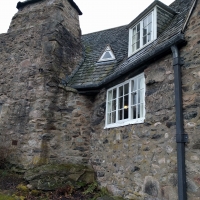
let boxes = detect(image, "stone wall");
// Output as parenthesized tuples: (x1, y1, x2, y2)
(0, 0, 92, 169)
(89, 1, 200, 199)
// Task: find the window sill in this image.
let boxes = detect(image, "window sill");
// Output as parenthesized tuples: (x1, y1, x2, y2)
(104, 118, 145, 129)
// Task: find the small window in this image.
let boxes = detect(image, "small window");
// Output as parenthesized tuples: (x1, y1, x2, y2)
(98, 46, 115, 62)
(128, 9, 156, 56)
(105, 73, 145, 128)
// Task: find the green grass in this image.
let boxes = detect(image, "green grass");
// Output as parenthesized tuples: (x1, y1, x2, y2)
(0, 193, 16, 200)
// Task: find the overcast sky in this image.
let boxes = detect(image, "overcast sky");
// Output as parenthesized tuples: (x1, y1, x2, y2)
(0, 0, 174, 34)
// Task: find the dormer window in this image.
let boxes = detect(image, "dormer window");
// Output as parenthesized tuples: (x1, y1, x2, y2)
(128, 1, 176, 57)
(129, 9, 156, 56)
(98, 46, 115, 62)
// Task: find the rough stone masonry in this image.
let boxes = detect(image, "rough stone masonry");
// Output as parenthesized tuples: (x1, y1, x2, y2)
(0, 0, 200, 200)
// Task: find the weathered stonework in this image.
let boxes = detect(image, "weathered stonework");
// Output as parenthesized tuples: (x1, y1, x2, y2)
(89, 1, 200, 199)
(0, 0, 200, 199)
(0, 0, 91, 169)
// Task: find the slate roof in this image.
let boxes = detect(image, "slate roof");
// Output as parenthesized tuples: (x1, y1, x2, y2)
(68, 0, 195, 90)
(16, 0, 82, 15)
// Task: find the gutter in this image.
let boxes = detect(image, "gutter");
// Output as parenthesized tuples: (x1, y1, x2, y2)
(171, 45, 188, 200)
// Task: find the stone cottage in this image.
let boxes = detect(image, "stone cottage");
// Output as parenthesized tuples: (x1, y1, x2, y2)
(0, 0, 200, 199)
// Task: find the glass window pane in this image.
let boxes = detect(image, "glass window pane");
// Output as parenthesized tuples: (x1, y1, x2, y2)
(131, 80, 137, 91)
(148, 13, 152, 23)
(107, 113, 111, 124)
(124, 108, 128, 119)
(140, 103, 144, 118)
(118, 110, 123, 120)
(144, 17, 148, 27)
(107, 101, 112, 112)
(138, 77, 144, 89)
(119, 97, 123, 109)
(137, 41, 140, 49)
(113, 89, 116, 99)
(124, 95, 129, 108)
(108, 91, 112, 101)
(148, 23, 152, 33)
(102, 52, 112, 59)
(132, 44, 136, 52)
(124, 83, 129, 95)
(119, 86, 123, 97)
(131, 106, 136, 119)
(143, 27, 147, 36)
(133, 27, 136, 35)
(112, 112, 116, 123)
(148, 32, 151, 42)
(132, 35, 136, 44)
(143, 36, 147, 45)
(112, 100, 116, 111)
(137, 32, 140, 41)
(138, 90, 141, 103)
(137, 24, 140, 31)
(138, 104, 140, 118)
(131, 92, 137, 105)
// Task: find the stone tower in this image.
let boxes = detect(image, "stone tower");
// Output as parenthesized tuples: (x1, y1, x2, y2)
(0, 0, 92, 169)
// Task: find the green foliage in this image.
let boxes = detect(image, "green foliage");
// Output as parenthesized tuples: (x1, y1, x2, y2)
(0, 193, 16, 200)
(83, 181, 98, 195)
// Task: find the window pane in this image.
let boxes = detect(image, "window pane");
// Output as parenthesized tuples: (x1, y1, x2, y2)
(131, 106, 136, 119)
(138, 104, 141, 118)
(148, 32, 151, 42)
(118, 109, 123, 120)
(140, 89, 144, 103)
(143, 27, 147, 36)
(132, 35, 136, 44)
(112, 100, 116, 111)
(143, 36, 147, 45)
(137, 32, 140, 41)
(119, 86, 123, 97)
(124, 108, 128, 119)
(148, 23, 152, 33)
(137, 24, 140, 31)
(107, 101, 111, 112)
(112, 112, 116, 123)
(119, 97, 123, 109)
(148, 13, 152, 23)
(124, 95, 129, 111)
(124, 83, 129, 95)
(138, 77, 144, 89)
(137, 41, 140, 49)
(108, 91, 112, 101)
(102, 52, 112, 59)
(144, 17, 148, 27)
(107, 113, 111, 124)
(138, 90, 141, 103)
(113, 88, 116, 99)
(132, 43, 136, 52)
(140, 103, 144, 118)
(131, 80, 137, 91)
(133, 27, 136, 35)
(131, 92, 137, 105)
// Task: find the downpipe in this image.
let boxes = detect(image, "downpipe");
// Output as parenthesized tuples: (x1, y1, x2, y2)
(171, 45, 188, 200)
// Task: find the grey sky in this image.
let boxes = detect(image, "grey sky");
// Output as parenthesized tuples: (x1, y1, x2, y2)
(0, 0, 174, 34)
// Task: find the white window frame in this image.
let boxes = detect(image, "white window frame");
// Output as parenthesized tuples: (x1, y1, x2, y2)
(128, 7, 157, 57)
(105, 73, 145, 129)
(98, 46, 116, 62)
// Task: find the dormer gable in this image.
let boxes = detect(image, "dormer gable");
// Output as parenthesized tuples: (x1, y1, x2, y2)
(128, 0, 176, 57)
(98, 45, 116, 62)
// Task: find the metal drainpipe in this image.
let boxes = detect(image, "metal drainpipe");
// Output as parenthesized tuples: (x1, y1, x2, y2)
(171, 45, 188, 200)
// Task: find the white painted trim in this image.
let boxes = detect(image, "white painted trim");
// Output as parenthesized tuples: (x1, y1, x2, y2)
(105, 73, 145, 129)
(98, 45, 116, 62)
(128, 8, 157, 57)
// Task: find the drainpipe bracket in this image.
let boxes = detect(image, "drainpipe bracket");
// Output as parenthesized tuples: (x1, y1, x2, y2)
(173, 57, 181, 66)
(176, 134, 188, 143)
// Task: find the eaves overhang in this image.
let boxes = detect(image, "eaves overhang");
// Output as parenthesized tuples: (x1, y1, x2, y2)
(127, 0, 177, 28)
(16, 0, 83, 15)
(72, 33, 186, 91)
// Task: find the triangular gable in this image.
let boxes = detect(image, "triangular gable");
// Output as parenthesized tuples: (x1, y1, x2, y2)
(98, 45, 116, 62)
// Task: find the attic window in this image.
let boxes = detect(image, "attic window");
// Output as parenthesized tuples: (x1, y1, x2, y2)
(98, 46, 115, 62)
